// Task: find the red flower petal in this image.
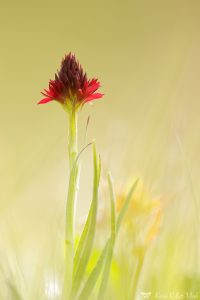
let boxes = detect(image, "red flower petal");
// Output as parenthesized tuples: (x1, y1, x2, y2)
(85, 93, 104, 102)
(86, 82, 100, 94)
(38, 98, 53, 104)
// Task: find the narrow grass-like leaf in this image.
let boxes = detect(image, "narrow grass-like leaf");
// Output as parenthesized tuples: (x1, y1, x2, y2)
(116, 179, 138, 233)
(71, 143, 101, 297)
(78, 240, 110, 300)
(97, 174, 116, 300)
(79, 178, 138, 300)
(108, 174, 116, 239)
(7, 281, 23, 300)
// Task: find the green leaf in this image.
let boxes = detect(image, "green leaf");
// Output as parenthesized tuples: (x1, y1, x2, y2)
(78, 240, 110, 300)
(7, 281, 23, 300)
(71, 143, 101, 297)
(116, 179, 138, 234)
(97, 174, 116, 300)
(79, 178, 138, 300)
(108, 174, 116, 240)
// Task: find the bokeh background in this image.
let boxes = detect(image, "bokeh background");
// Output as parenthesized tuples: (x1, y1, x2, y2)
(0, 0, 200, 297)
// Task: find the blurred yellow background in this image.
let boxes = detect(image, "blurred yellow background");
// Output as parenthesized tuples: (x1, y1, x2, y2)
(0, 0, 200, 286)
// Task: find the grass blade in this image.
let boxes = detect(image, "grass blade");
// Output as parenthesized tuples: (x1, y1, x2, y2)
(97, 173, 116, 300)
(116, 179, 138, 233)
(7, 281, 23, 300)
(71, 143, 101, 297)
(79, 178, 138, 300)
(78, 240, 110, 300)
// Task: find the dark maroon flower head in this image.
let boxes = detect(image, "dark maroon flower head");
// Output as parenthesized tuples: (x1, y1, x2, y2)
(38, 53, 104, 111)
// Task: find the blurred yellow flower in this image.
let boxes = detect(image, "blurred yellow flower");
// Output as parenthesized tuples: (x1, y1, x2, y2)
(116, 179, 162, 253)
(145, 207, 162, 245)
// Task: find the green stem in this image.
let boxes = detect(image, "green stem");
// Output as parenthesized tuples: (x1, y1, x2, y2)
(68, 109, 78, 170)
(64, 109, 79, 299)
(130, 252, 145, 300)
